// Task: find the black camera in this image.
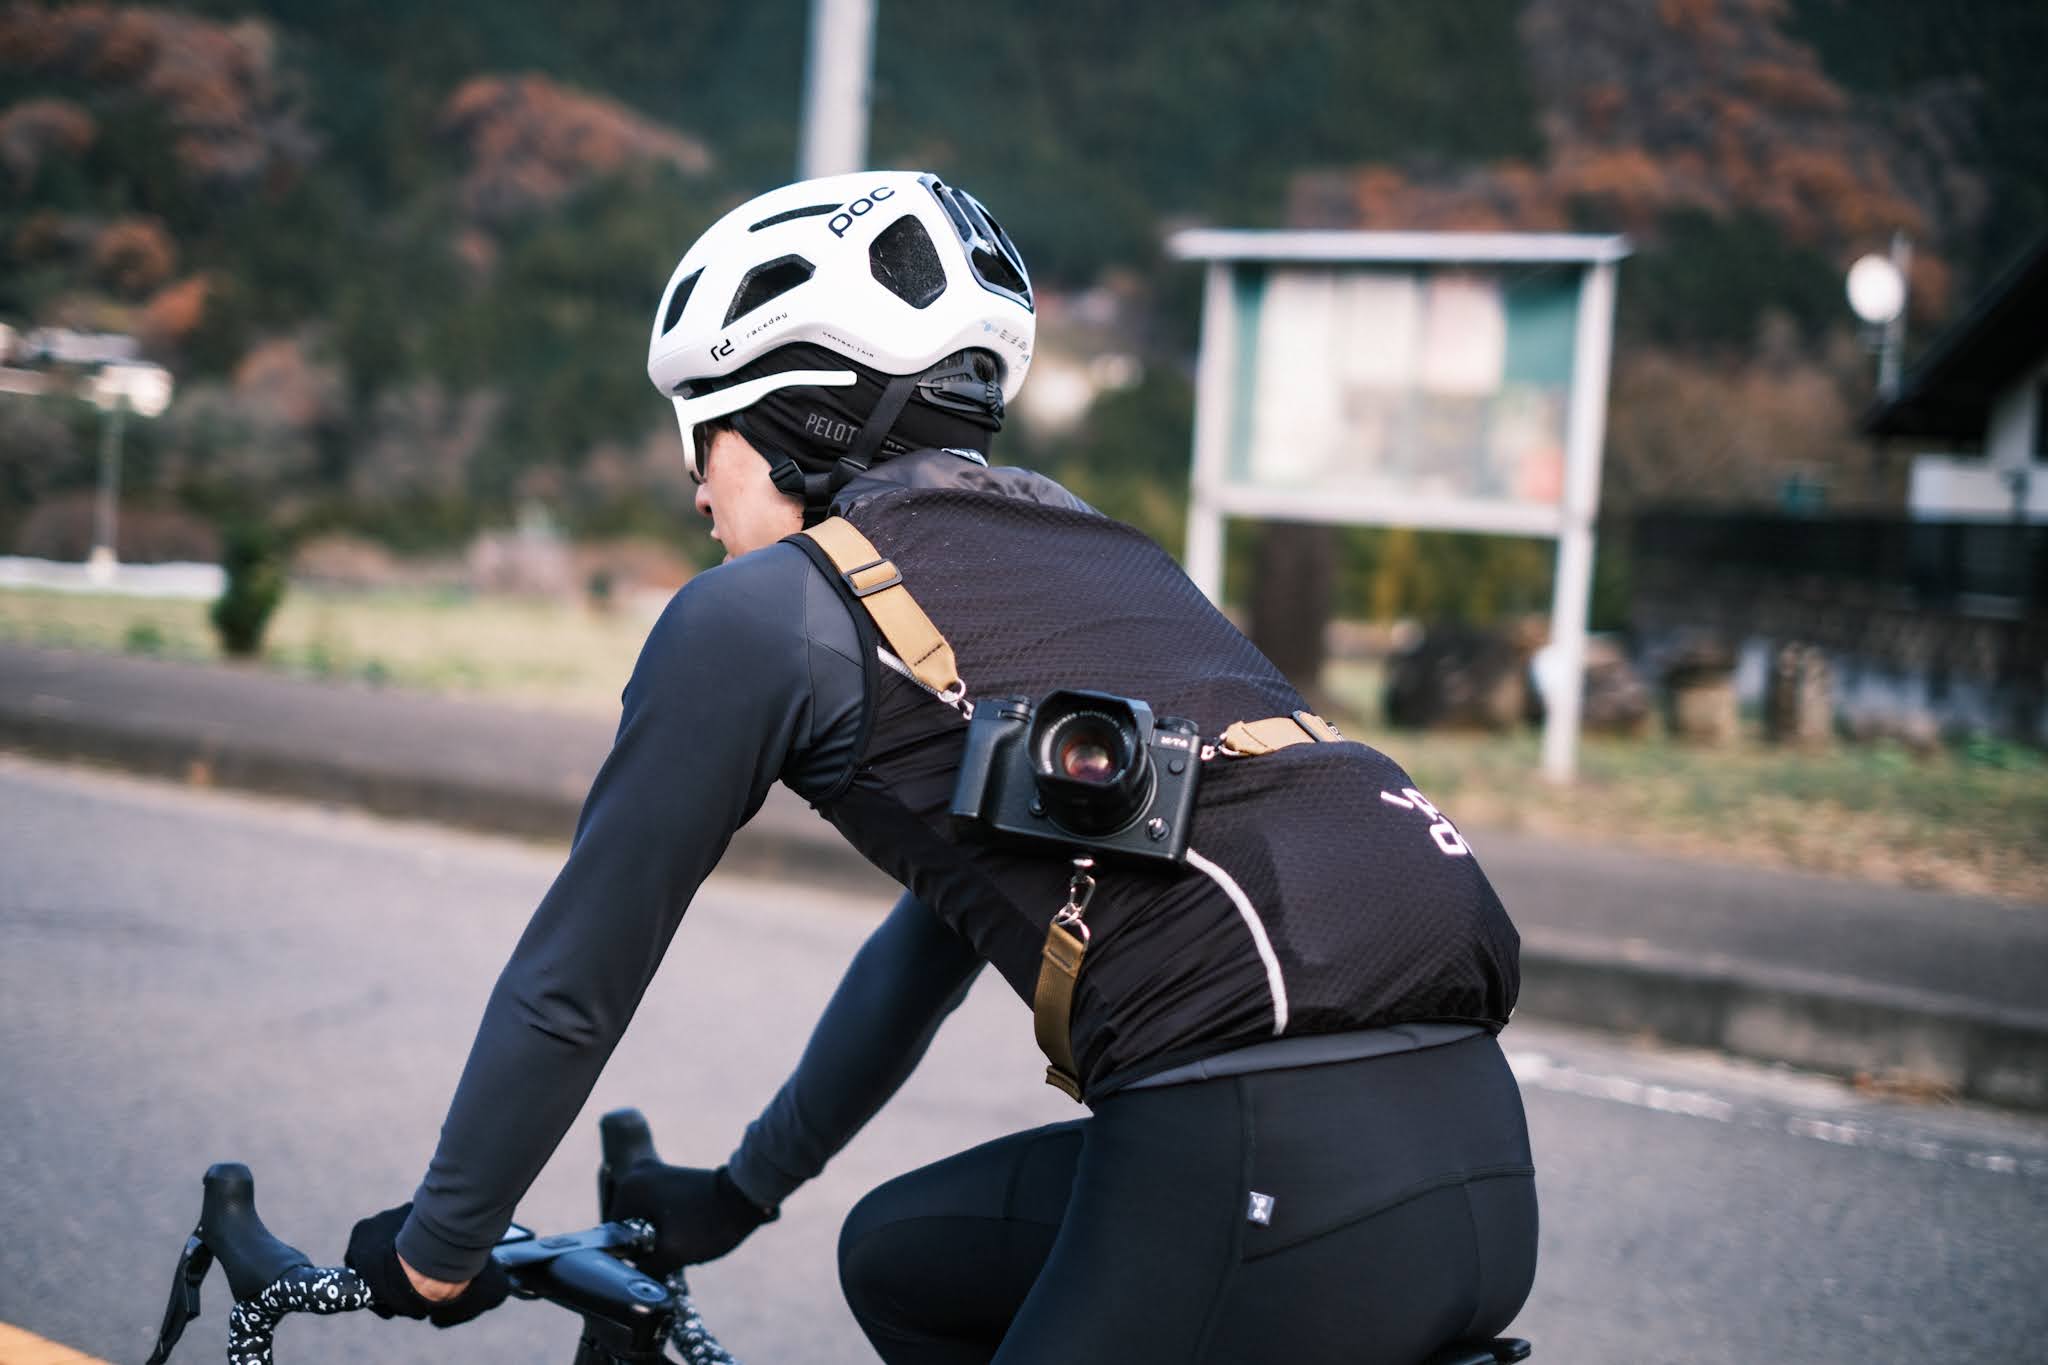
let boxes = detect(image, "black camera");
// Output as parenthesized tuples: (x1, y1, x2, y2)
(950, 689, 1202, 866)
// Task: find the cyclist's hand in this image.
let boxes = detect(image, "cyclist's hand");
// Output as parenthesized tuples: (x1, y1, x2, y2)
(344, 1203, 510, 1328)
(606, 1162, 778, 1272)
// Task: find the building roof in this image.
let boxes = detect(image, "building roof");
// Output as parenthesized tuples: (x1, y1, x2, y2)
(1862, 235, 2048, 439)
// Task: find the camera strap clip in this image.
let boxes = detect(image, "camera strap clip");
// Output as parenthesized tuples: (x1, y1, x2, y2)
(1036, 857, 1096, 1101)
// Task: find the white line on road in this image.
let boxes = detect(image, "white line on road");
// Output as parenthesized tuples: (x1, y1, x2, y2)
(1508, 1050, 2048, 1179)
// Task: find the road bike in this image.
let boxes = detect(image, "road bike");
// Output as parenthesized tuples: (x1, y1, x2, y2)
(144, 1108, 1532, 1365)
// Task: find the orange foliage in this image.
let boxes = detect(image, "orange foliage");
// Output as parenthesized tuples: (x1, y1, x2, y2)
(232, 336, 340, 431)
(138, 273, 209, 347)
(1768, 146, 1924, 243)
(89, 7, 161, 83)
(1740, 59, 1847, 114)
(0, 96, 96, 180)
(0, 4, 299, 183)
(1294, 0, 1937, 298)
(440, 73, 711, 221)
(91, 216, 177, 296)
(1552, 146, 1669, 229)
(1656, 0, 1737, 47)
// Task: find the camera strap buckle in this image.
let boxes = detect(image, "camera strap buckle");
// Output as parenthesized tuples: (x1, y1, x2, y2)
(1036, 858, 1096, 1102)
(840, 556, 903, 599)
(798, 516, 966, 704)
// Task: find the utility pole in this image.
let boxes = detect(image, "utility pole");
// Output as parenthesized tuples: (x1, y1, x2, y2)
(83, 360, 174, 584)
(798, 0, 877, 179)
(1878, 231, 1912, 399)
(88, 395, 127, 583)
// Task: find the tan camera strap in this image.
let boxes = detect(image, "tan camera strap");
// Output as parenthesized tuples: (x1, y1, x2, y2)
(1036, 860, 1096, 1100)
(800, 517, 962, 699)
(1218, 709, 1342, 756)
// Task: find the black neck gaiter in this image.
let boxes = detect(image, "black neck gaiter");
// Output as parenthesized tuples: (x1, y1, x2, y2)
(719, 343, 1001, 477)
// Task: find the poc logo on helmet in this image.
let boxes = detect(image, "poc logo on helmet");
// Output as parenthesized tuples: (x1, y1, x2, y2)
(829, 186, 896, 238)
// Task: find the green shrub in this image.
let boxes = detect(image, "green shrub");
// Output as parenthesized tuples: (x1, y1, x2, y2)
(122, 621, 166, 655)
(210, 523, 287, 658)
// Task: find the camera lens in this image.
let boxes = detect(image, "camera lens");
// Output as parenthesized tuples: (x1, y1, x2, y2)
(1057, 729, 1118, 783)
(1030, 694, 1153, 837)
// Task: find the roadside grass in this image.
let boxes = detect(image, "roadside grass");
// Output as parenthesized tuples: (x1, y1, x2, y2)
(4, 586, 2042, 901)
(0, 584, 656, 714)
(1327, 661, 2048, 904)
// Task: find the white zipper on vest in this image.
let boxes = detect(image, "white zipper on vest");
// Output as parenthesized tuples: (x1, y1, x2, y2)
(1185, 847, 1291, 1036)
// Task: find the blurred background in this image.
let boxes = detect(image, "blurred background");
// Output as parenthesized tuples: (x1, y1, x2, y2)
(2, 0, 2043, 896)
(3, 5, 2048, 1364)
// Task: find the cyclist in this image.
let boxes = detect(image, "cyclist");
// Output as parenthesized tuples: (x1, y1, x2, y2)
(343, 171, 1537, 1364)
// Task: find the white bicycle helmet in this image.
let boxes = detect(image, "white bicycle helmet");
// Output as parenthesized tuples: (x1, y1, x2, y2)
(648, 170, 1035, 436)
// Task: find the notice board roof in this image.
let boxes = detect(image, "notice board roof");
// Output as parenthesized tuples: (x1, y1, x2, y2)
(1167, 228, 1632, 267)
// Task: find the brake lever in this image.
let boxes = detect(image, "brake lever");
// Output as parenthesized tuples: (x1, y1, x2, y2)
(144, 1232, 214, 1365)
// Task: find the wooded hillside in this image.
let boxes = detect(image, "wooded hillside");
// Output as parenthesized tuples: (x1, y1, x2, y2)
(2, 0, 2041, 591)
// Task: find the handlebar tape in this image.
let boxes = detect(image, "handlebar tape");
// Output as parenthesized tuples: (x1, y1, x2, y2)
(226, 1266, 373, 1365)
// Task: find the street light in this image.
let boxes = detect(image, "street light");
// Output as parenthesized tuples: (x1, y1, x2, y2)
(84, 360, 174, 584)
(1846, 232, 1911, 398)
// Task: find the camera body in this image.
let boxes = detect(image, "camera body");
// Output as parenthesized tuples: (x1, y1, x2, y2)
(950, 688, 1202, 866)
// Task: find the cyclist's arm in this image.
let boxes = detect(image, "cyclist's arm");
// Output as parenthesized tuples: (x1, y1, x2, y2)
(726, 890, 983, 1208)
(395, 544, 865, 1283)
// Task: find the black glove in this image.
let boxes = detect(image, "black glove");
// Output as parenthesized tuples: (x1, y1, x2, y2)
(344, 1203, 511, 1328)
(605, 1162, 778, 1273)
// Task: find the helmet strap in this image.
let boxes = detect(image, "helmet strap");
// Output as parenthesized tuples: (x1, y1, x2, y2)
(840, 373, 921, 477)
(747, 371, 929, 524)
(806, 373, 922, 522)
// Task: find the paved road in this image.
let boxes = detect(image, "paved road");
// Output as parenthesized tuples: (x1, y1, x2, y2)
(3, 755, 2044, 1365)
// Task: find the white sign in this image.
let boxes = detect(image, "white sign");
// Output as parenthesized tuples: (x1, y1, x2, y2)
(21, 327, 141, 366)
(88, 362, 175, 417)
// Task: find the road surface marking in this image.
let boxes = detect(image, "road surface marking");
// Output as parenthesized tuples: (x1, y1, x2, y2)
(1508, 1050, 2048, 1178)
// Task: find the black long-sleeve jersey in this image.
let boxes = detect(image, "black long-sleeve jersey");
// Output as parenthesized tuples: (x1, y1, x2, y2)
(396, 536, 890, 1279)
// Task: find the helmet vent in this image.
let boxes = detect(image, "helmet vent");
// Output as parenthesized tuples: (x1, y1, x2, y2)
(724, 255, 815, 326)
(922, 176, 1032, 310)
(660, 269, 702, 335)
(749, 203, 841, 232)
(869, 214, 947, 309)
(972, 247, 1029, 301)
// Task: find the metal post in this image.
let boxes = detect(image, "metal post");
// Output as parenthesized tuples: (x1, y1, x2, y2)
(1878, 231, 1912, 399)
(1543, 260, 1620, 783)
(1183, 263, 1237, 601)
(89, 395, 126, 581)
(799, 0, 876, 180)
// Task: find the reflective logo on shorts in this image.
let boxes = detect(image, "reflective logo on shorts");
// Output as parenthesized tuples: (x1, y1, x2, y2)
(1247, 1191, 1275, 1225)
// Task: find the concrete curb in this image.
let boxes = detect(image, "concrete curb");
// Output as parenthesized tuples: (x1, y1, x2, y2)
(6, 702, 2043, 1112)
(1516, 930, 2048, 1112)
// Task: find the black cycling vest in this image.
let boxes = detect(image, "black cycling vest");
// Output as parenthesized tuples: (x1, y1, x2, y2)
(793, 478, 1520, 1097)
